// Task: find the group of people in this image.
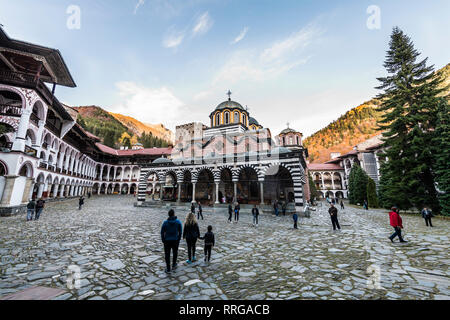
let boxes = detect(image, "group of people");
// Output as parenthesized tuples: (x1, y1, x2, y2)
(227, 202, 241, 223)
(160, 208, 215, 273)
(26, 198, 45, 221)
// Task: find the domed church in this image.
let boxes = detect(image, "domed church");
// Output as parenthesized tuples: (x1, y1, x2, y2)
(137, 91, 309, 215)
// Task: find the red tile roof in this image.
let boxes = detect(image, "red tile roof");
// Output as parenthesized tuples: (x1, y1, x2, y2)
(307, 163, 343, 171)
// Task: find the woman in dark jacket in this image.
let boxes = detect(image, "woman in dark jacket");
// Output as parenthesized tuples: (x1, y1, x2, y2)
(183, 212, 200, 264)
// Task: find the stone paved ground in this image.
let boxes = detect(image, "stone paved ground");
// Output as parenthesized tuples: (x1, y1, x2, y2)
(0, 195, 449, 300)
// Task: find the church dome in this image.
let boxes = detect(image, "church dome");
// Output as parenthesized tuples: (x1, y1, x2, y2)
(249, 117, 259, 126)
(280, 127, 297, 135)
(215, 100, 245, 112)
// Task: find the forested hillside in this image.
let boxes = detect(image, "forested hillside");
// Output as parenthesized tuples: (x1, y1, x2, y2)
(304, 63, 449, 164)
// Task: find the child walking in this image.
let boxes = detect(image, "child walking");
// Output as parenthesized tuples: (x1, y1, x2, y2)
(199, 225, 215, 263)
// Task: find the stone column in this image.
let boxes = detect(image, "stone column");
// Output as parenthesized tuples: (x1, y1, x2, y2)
(321, 173, 325, 190)
(215, 181, 220, 204)
(177, 182, 182, 203)
(12, 109, 32, 152)
(46, 183, 52, 198)
(36, 183, 45, 199)
(32, 120, 46, 153)
(159, 183, 163, 201)
(1, 176, 17, 205)
(152, 183, 156, 200)
(233, 181, 237, 203)
(259, 180, 264, 205)
(331, 172, 335, 190)
(21, 178, 34, 203)
(192, 182, 197, 203)
(59, 185, 65, 198)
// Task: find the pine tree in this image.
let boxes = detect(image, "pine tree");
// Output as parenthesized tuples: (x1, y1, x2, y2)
(376, 27, 444, 213)
(348, 164, 368, 205)
(366, 178, 379, 208)
(308, 173, 320, 201)
(432, 99, 450, 215)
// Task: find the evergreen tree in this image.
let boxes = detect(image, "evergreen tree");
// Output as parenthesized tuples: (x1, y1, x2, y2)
(376, 27, 444, 213)
(348, 164, 368, 205)
(432, 99, 450, 215)
(366, 177, 379, 208)
(308, 173, 320, 201)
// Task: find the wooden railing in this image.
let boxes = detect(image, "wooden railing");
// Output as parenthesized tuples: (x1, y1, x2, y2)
(0, 104, 22, 117)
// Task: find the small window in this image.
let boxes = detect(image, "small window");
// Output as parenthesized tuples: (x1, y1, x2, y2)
(224, 112, 230, 124)
(215, 113, 220, 126)
(234, 112, 239, 123)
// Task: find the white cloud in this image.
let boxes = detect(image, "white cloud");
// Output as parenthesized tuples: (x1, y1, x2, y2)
(112, 82, 184, 129)
(231, 27, 249, 44)
(163, 27, 185, 48)
(212, 24, 322, 86)
(134, 0, 145, 14)
(192, 11, 213, 36)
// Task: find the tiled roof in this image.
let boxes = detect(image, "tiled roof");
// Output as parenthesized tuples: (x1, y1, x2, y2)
(307, 163, 343, 171)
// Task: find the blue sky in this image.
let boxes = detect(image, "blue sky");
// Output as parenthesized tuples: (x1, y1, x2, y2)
(1, 0, 449, 136)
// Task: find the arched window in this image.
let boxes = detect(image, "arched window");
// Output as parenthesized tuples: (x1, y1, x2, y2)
(242, 114, 246, 126)
(282, 137, 286, 145)
(224, 112, 230, 124)
(215, 113, 220, 126)
(296, 136, 299, 145)
(234, 112, 239, 123)
(289, 137, 293, 145)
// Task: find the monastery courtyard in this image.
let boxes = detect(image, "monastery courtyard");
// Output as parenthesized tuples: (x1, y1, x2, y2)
(0, 196, 449, 300)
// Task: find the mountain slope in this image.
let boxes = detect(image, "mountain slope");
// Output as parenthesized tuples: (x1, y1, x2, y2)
(109, 113, 174, 143)
(73, 106, 173, 148)
(304, 63, 450, 164)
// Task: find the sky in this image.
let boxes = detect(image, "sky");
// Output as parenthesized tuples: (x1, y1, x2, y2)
(1, 0, 449, 137)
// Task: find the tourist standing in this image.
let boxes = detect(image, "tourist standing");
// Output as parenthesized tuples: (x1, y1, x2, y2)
(79, 196, 85, 210)
(35, 198, 45, 220)
(183, 212, 200, 264)
(293, 212, 298, 229)
(340, 200, 345, 210)
(197, 201, 204, 220)
(191, 202, 196, 214)
(252, 205, 259, 227)
(282, 201, 287, 215)
(421, 207, 433, 227)
(388, 207, 407, 243)
(26, 198, 35, 221)
(363, 200, 369, 210)
(228, 203, 233, 223)
(160, 209, 183, 273)
(199, 225, 215, 263)
(273, 200, 279, 216)
(234, 202, 240, 222)
(328, 204, 341, 231)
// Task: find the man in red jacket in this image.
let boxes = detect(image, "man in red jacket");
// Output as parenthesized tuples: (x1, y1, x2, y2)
(388, 207, 407, 243)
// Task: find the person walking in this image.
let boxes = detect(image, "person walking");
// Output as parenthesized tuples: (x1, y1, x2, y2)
(199, 225, 215, 263)
(363, 199, 369, 210)
(160, 209, 183, 273)
(197, 201, 204, 220)
(252, 205, 259, 227)
(26, 198, 36, 221)
(273, 200, 279, 217)
(35, 198, 45, 220)
(421, 207, 433, 227)
(293, 212, 298, 229)
(87, 192, 91, 199)
(328, 204, 341, 231)
(227, 203, 233, 223)
(282, 201, 287, 216)
(78, 196, 85, 210)
(183, 212, 200, 264)
(191, 202, 196, 214)
(340, 200, 345, 210)
(234, 202, 240, 222)
(388, 207, 407, 243)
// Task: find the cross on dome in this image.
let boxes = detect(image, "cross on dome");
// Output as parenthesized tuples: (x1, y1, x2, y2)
(227, 90, 232, 101)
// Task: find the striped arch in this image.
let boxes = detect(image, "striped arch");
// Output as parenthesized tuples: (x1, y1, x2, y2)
(236, 164, 261, 181)
(164, 169, 178, 182)
(191, 166, 215, 182)
(218, 165, 239, 182)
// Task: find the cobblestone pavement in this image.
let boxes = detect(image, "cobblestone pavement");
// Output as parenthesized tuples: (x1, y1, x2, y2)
(0, 196, 449, 300)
